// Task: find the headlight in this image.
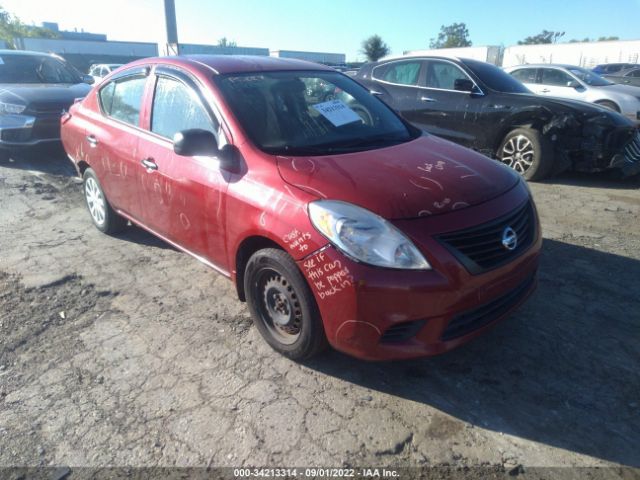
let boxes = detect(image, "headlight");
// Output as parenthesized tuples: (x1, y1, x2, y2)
(308, 200, 431, 270)
(0, 101, 26, 115)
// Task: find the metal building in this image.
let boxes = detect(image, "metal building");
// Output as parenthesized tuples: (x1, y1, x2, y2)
(270, 50, 346, 65)
(178, 44, 269, 56)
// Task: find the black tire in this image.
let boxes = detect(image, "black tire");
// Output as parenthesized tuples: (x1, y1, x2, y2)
(244, 248, 328, 360)
(497, 127, 554, 181)
(82, 168, 127, 234)
(595, 100, 620, 113)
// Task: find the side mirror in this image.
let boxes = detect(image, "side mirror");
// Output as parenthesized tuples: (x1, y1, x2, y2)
(174, 129, 219, 156)
(173, 129, 239, 171)
(454, 78, 474, 92)
(567, 80, 581, 89)
(82, 74, 95, 85)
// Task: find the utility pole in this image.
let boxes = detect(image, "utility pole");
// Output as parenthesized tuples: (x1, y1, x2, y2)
(163, 0, 179, 55)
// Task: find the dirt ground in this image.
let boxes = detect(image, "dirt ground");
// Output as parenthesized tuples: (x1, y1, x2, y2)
(0, 149, 639, 477)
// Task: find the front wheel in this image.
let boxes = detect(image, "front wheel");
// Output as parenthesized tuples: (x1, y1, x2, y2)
(497, 128, 554, 181)
(244, 248, 328, 360)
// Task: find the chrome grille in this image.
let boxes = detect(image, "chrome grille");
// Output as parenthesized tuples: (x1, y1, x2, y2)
(438, 200, 536, 275)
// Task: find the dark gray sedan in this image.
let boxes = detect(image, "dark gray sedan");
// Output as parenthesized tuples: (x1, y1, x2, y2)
(604, 67, 640, 88)
(0, 50, 93, 152)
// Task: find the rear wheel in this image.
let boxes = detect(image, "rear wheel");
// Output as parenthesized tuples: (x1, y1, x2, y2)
(497, 128, 554, 181)
(595, 100, 620, 112)
(82, 168, 127, 234)
(244, 248, 328, 360)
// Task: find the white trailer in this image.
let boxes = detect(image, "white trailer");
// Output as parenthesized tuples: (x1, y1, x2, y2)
(503, 40, 640, 68)
(400, 45, 502, 65)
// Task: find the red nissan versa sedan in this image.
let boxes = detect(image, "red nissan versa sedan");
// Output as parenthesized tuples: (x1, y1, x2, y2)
(61, 55, 542, 361)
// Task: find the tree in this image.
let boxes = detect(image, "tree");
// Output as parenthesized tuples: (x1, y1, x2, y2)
(569, 36, 620, 43)
(0, 6, 59, 48)
(217, 37, 237, 48)
(518, 30, 565, 45)
(429, 23, 472, 49)
(361, 35, 390, 62)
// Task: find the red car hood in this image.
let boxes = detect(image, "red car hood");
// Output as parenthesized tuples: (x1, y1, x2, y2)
(276, 135, 520, 219)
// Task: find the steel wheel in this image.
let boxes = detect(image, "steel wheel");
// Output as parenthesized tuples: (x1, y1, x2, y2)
(256, 269, 303, 345)
(500, 134, 535, 174)
(244, 249, 328, 360)
(84, 176, 106, 226)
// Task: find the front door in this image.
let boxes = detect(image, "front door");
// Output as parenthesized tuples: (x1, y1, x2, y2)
(414, 59, 484, 148)
(538, 68, 586, 101)
(135, 68, 229, 268)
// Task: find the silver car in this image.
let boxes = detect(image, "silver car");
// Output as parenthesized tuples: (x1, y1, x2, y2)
(88, 63, 123, 84)
(505, 64, 640, 124)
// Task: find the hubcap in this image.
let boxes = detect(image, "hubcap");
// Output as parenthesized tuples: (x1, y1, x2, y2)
(257, 272, 302, 345)
(85, 177, 106, 226)
(500, 135, 535, 174)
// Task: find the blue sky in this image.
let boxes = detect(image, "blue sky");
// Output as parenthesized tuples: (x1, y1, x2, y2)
(3, 0, 639, 61)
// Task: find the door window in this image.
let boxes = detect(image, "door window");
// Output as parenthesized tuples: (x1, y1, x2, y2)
(375, 61, 421, 86)
(425, 61, 471, 90)
(540, 68, 575, 87)
(626, 69, 640, 78)
(510, 68, 537, 83)
(98, 75, 147, 126)
(151, 76, 216, 140)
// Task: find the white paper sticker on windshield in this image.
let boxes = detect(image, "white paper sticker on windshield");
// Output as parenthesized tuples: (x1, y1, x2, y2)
(0, 57, 4, 65)
(312, 100, 362, 127)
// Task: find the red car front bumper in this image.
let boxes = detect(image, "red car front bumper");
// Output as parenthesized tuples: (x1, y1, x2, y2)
(297, 184, 542, 361)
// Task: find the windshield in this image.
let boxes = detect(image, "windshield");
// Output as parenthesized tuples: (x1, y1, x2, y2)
(0, 54, 81, 84)
(461, 59, 531, 94)
(567, 67, 613, 86)
(215, 71, 418, 155)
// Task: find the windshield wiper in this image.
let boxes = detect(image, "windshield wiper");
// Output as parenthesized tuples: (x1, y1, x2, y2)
(324, 133, 407, 151)
(266, 134, 407, 156)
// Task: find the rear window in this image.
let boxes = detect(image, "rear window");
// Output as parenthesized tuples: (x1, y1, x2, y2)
(99, 75, 146, 127)
(510, 68, 537, 84)
(373, 61, 421, 86)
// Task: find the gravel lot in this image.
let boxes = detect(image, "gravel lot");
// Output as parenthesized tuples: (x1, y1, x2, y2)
(0, 150, 639, 475)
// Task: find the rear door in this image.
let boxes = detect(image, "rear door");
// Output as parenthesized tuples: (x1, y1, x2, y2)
(369, 59, 425, 124)
(135, 66, 229, 267)
(509, 67, 539, 92)
(84, 67, 150, 222)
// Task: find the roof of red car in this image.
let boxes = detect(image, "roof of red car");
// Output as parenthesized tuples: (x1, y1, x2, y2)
(157, 55, 334, 75)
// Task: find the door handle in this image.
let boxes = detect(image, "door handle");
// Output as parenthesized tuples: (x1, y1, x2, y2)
(369, 89, 384, 96)
(86, 135, 98, 147)
(141, 158, 158, 170)
(420, 96, 437, 102)
(540, 88, 550, 93)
